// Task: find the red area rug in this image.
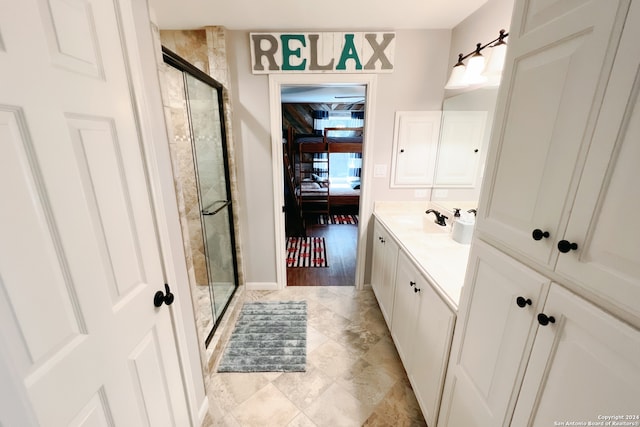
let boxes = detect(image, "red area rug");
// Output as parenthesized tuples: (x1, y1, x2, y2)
(317, 214, 359, 225)
(286, 237, 328, 267)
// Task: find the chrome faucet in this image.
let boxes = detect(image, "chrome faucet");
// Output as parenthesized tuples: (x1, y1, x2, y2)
(425, 209, 448, 226)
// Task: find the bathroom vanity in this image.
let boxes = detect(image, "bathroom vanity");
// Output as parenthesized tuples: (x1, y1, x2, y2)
(371, 201, 472, 426)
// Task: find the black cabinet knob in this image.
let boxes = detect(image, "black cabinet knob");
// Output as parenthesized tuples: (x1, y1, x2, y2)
(154, 284, 175, 307)
(414, 287, 421, 293)
(409, 281, 416, 287)
(537, 313, 556, 326)
(516, 296, 532, 308)
(532, 229, 550, 241)
(557, 240, 578, 253)
(400, 149, 405, 153)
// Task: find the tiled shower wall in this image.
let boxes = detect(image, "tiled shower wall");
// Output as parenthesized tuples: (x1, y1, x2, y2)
(153, 26, 245, 370)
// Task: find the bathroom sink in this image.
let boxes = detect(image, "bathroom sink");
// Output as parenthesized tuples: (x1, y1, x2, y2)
(422, 217, 451, 234)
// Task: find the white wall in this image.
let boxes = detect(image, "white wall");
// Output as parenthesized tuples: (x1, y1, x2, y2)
(447, 0, 515, 73)
(434, 0, 515, 203)
(227, 29, 451, 284)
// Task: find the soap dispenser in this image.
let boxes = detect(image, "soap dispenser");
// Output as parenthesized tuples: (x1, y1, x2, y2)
(449, 208, 461, 234)
(452, 210, 475, 244)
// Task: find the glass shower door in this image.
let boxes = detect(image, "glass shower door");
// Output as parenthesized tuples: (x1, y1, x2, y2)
(185, 71, 238, 339)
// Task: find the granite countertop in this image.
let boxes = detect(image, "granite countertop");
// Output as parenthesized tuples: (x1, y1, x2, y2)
(374, 201, 475, 310)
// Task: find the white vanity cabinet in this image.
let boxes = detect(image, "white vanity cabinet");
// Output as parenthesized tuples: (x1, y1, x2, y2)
(438, 241, 550, 427)
(371, 219, 399, 326)
(440, 242, 640, 426)
(511, 284, 640, 426)
(391, 250, 455, 427)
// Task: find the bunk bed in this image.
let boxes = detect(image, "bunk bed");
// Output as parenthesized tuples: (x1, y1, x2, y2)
(285, 126, 362, 221)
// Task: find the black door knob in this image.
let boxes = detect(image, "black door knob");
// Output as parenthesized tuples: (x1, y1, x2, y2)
(532, 229, 550, 241)
(154, 284, 175, 307)
(516, 296, 532, 308)
(557, 240, 578, 253)
(537, 313, 556, 326)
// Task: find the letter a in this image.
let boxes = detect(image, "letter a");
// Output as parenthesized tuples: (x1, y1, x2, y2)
(336, 34, 362, 71)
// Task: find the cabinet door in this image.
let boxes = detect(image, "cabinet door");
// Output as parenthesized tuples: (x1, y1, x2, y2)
(390, 111, 441, 187)
(434, 111, 487, 187)
(511, 284, 640, 426)
(555, 0, 640, 322)
(411, 277, 455, 427)
(477, 0, 630, 268)
(371, 220, 399, 326)
(391, 250, 420, 364)
(438, 241, 550, 427)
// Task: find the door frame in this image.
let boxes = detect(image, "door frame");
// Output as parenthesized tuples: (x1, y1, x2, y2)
(268, 73, 378, 290)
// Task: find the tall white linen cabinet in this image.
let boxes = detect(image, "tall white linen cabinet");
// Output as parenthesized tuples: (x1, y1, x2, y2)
(438, 0, 640, 426)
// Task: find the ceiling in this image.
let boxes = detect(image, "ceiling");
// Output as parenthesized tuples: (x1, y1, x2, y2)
(281, 85, 366, 103)
(150, 0, 488, 31)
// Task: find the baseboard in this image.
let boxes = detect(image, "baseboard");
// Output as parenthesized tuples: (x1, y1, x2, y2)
(197, 398, 209, 426)
(245, 282, 280, 291)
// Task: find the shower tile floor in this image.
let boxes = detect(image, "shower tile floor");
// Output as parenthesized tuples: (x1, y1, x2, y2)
(202, 286, 427, 426)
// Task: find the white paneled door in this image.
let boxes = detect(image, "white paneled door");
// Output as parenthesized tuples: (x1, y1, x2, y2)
(0, 0, 190, 425)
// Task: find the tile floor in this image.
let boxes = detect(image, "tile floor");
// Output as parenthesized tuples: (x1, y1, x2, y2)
(202, 286, 427, 426)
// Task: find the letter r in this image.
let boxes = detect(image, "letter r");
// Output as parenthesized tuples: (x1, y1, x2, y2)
(252, 34, 279, 71)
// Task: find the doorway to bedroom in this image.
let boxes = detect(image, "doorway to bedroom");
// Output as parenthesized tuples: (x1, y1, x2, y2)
(281, 84, 365, 286)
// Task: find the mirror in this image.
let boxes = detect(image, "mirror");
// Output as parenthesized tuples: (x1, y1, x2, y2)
(430, 87, 499, 208)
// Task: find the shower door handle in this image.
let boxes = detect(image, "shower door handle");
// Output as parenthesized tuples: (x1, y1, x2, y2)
(201, 200, 230, 216)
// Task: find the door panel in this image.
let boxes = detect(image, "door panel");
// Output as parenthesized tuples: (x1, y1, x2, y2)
(435, 111, 487, 187)
(555, 0, 640, 320)
(511, 285, 640, 425)
(0, 0, 190, 424)
(68, 391, 113, 427)
(391, 111, 440, 187)
(37, 0, 104, 78)
(129, 330, 175, 427)
(0, 107, 85, 367)
(439, 241, 550, 427)
(478, 0, 630, 268)
(67, 116, 150, 298)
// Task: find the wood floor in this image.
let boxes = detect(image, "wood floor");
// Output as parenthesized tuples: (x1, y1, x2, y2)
(287, 223, 358, 286)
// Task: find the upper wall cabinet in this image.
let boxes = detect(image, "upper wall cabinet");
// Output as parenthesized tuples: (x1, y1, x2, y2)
(477, 0, 632, 269)
(553, 0, 640, 320)
(390, 111, 440, 187)
(434, 111, 487, 187)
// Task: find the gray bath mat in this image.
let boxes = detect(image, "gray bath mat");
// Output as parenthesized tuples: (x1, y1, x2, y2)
(217, 301, 307, 372)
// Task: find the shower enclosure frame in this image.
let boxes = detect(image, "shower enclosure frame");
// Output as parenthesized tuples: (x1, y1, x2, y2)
(162, 47, 239, 346)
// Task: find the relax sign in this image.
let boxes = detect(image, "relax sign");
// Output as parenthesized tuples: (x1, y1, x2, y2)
(250, 32, 396, 74)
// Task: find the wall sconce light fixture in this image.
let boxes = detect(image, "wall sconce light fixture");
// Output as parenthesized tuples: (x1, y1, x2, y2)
(445, 29, 509, 90)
